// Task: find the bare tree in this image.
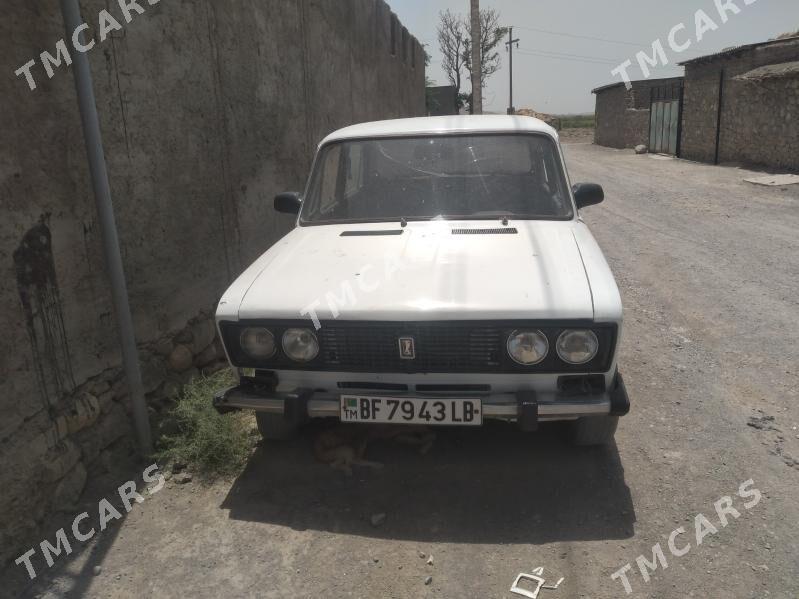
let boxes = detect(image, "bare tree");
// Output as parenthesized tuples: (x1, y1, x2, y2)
(436, 10, 467, 98)
(464, 8, 508, 92)
(436, 8, 507, 114)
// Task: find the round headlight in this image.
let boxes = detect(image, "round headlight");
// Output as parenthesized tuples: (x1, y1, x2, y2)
(507, 330, 549, 365)
(556, 329, 599, 364)
(282, 328, 320, 362)
(240, 327, 276, 359)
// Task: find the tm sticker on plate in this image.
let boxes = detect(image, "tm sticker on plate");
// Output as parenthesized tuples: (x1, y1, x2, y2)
(340, 395, 482, 426)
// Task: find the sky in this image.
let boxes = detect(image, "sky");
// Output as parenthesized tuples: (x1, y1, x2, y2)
(390, 0, 799, 114)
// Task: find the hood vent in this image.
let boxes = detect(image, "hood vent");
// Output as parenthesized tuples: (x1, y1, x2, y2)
(451, 227, 518, 235)
(340, 230, 404, 237)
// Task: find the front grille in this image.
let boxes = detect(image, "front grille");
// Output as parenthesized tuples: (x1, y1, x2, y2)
(320, 322, 502, 373)
(337, 381, 409, 391)
(220, 320, 617, 374)
(415, 384, 491, 393)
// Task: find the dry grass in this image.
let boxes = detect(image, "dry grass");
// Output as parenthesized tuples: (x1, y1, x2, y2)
(155, 369, 257, 476)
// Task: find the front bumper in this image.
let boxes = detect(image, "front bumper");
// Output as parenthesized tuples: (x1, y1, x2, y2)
(213, 371, 630, 428)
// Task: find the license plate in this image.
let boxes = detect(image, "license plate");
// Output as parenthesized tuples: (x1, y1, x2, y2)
(340, 396, 482, 426)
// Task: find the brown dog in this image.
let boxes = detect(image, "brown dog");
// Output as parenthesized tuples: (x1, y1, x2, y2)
(313, 424, 436, 476)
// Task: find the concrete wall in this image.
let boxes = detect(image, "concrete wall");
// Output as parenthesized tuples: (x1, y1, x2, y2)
(681, 38, 799, 170)
(0, 0, 424, 565)
(593, 78, 682, 149)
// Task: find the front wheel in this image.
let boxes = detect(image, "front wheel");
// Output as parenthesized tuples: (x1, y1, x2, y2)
(568, 415, 619, 446)
(255, 412, 299, 441)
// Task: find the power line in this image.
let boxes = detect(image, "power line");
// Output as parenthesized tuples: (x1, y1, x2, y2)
(517, 47, 621, 64)
(513, 25, 644, 47)
(516, 49, 681, 71)
(515, 49, 620, 66)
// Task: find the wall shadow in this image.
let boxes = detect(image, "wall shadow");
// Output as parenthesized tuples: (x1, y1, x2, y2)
(222, 421, 635, 545)
(6, 448, 144, 599)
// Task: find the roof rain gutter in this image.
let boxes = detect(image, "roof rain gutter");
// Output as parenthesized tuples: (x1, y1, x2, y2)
(60, 0, 152, 455)
(714, 69, 725, 166)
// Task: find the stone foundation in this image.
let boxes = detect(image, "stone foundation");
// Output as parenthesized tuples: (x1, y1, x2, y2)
(0, 309, 227, 566)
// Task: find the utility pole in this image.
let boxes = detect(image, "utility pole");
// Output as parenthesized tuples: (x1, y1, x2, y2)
(60, 0, 152, 455)
(505, 27, 520, 114)
(470, 0, 482, 114)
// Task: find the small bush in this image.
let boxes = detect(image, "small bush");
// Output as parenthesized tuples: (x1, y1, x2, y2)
(155, 369, 256, 476)
(556, 114, 595, 129)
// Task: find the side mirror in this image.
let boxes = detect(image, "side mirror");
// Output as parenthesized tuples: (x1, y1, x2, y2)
(274, 192, 302, 215)
(572, 183, 604, 209)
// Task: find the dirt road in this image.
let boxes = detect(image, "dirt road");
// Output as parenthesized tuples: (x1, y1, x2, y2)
(11, 143, 799, 598)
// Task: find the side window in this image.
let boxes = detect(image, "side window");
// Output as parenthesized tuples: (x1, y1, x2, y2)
(319, 145, 341, 215)
(536, 146, 549, 185)
(538, 141, 568, 210)
(344, 144, 364, 198)
(527, 139, 557, 189)
(541, 146, 559, 187)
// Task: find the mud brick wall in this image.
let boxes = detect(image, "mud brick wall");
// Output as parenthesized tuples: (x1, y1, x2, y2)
(681, 37, 799, 170)
(0, 0, 424, 565)
(593, 84, 629, 149)
(721, 75, 799, 171)
(593, 78, 683, 149)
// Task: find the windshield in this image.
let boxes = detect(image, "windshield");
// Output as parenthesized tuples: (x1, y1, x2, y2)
(300, 133, 574, 224)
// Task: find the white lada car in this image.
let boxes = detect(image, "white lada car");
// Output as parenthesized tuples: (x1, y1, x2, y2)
(214, 115, 629, 446)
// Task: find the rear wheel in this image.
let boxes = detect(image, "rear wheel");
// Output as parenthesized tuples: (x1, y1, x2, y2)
(568, 415, 619, 446)
(255, 412, 299, 441)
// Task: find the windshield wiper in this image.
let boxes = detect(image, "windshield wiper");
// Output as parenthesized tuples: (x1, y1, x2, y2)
(466, 211, 515, 225)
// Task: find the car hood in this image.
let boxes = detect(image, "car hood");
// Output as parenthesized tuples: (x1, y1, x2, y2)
(235, 220, 594, 322)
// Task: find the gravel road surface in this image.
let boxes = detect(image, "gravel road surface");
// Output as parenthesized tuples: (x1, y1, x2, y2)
(10, 142, 799, 599)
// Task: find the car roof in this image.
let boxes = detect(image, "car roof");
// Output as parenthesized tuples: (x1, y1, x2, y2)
(321, 115, 559, 145)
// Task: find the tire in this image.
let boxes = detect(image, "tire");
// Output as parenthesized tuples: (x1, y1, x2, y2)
(255, 412, 298, 441)
(568, 415, 619, 446)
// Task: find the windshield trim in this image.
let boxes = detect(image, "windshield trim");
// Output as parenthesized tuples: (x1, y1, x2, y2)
(298, 214, 575, 227)
(298, 132, 576, 227)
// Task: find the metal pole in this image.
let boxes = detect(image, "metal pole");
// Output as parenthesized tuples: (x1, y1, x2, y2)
(508, 27, 513, 113)
(470, 0, 482, 114)
(60, 0, 152, 455)
(505, 27, 519, 115)
(676, 83, 685, 158)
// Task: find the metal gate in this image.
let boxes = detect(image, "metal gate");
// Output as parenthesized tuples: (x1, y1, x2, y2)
(649, 82, 684, 155)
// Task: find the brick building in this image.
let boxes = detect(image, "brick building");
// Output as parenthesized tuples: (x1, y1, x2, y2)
(593, 35, 799, 171)
(592, 77, 684, 150)
(679, 36, 799, 170)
